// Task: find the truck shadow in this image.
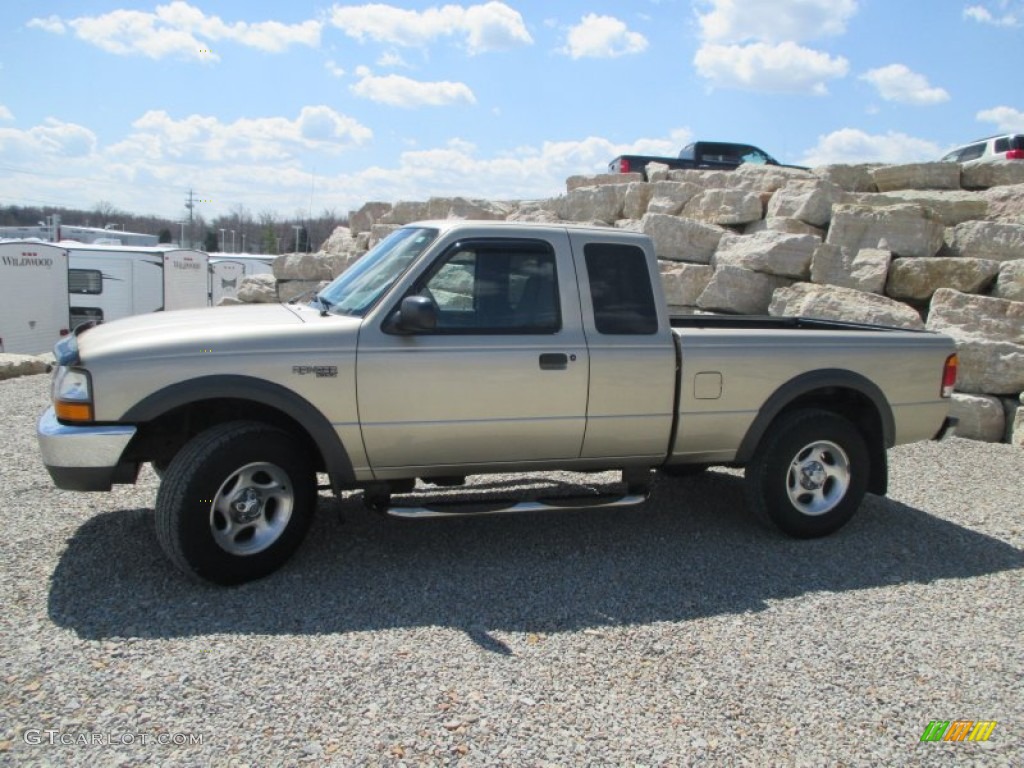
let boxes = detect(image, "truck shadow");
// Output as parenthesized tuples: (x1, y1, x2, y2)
(48, 470, 1024, 644)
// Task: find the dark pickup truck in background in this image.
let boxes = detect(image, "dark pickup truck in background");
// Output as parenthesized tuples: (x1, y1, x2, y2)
(609, 141, 804, 179)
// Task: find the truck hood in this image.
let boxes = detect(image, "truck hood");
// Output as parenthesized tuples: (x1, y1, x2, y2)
(75, 303, 358, 364)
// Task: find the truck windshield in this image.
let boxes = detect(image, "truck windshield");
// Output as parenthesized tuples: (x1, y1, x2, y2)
(317, 227, 438, 316)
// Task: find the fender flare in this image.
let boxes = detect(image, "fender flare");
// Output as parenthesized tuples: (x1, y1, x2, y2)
(735, 369, 895, 465)
(120, 375, 355, 487)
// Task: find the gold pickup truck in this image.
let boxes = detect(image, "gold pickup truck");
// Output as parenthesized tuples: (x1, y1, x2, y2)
(38, 221, 958, 584)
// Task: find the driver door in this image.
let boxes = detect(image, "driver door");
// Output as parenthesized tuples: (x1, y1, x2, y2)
(356, 234, 589, 473)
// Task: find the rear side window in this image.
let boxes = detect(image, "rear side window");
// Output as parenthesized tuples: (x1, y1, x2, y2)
(994, 137, 1009, 153)
(584, 243, 658, 335)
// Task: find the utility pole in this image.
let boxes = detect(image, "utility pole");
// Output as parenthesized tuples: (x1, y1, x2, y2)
(184, 189, 195, 248)
(292, 224, 302, 253)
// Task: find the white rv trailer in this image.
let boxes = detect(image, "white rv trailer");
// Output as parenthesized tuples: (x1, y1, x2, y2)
(63, 244, 210, 327)
(0, 241, 70, 354)
(208, 253, 275, 305)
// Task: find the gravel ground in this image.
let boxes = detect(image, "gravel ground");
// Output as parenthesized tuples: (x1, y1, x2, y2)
(1, 372, 1022, 767)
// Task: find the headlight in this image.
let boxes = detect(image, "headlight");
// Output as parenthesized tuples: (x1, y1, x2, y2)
(53, 366, 94, 422)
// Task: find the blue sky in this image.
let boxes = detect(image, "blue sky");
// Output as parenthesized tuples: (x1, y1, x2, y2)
(1, 0, 1023, 221)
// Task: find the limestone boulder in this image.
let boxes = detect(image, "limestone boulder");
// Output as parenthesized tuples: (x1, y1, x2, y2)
(950, 394, 1006, 442)
(696, 267, 793, 315)
(0, 353, 51, 380)
(379, 201, 430, 225)
(811, 164, 880, 193)
(810, 244, 890, 294)
(369, 224, 402, 247)
(559, 184, 629, 224)
(659, 262, 714, 307)
(744, 217, 826, 239)
(926, 288, 1024, 394)
(730, 165, 814, 200)
(321, 226, 359, 256)
(947, 221, 1024, 262)
(962, 161, 1024, 190)
(842, 190, 988, 227)
(711, 231, 818, 279)
(426, 196, 513, 220)
(682, 189, 763, 226)
(645, 162, 671, 181)
(640, 213, 726, 264)
(507, 205, 562, 224)
(623, 183, 655, 219)
(768, 283, 925, 329)
(642, 181, 702, 216)
(348, 202, 392, 234)
(1012, 406, 1024, 448)
(236, 274, 279, 303)
(885, 257, 1001, 301)
(273, 251, 346, 281)
(826, 204, 945, 258)
(567, 173, 642, 192)
(992, 260, 1024, 302)
(870, 163, 961, 192)
(982, 183, 1024, 224)
(766, 178, 843, 227)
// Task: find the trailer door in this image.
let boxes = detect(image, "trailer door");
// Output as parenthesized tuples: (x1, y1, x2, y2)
(164, 250, 210, 309)
(0, 242, 69, 354)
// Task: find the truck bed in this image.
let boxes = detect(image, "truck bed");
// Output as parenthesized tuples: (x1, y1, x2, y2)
(669, 314, 925, 334)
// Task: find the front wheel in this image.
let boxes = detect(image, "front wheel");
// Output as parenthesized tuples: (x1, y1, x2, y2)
(745, 409, 869, 539)
(155, 421, 316, 585)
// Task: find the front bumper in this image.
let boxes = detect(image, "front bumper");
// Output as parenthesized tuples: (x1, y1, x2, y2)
(932, 415, 959, 441)
(37, 407, 139, 491)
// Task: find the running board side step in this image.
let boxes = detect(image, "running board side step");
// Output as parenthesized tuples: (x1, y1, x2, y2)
(384, 491, 649, 520)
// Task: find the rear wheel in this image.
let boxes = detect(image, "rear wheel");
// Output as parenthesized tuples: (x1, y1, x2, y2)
(745, 409, 868, 539)
(155, 421, 316, 585)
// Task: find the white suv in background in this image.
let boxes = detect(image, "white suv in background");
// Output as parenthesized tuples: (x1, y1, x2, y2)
(940, 133, 1024, 165)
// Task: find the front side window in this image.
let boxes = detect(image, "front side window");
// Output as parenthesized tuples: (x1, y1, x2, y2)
(959, 143, 987, 162)
(414, 239, 560, 333)
(585, 243, 658, 335)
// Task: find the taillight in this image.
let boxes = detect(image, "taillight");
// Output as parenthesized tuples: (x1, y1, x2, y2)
(619, 159, 630, 174)
(1006, 149, 1024, 159)
(941, 353, 958, 398)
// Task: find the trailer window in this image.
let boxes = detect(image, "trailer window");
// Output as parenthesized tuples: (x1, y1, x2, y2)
(585, 243, 658, 335)
(69, 269, 103, 295)
(70, 307, 103, 329)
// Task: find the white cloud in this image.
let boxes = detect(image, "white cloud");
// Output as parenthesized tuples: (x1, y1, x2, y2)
(977, 105, 1024, 131)
(860, 64, 950, 105)
(0, 118, 98, 159)
(562, 14, 648, 59)
(377, 50, 409, 68)
(694, 42, 848, 95)
(328, 2, 532, 53)
(0, 105, 13, 121)
(31, 2, 321, 61)
(325, 59, 346, 77)
(27, 15, 66, 34)
(696, 0, 858, 44)
(111, 106, 371, 163)
(350, 69, 476, 107)
(964, 2, 1021, 26)
(800, 128, 942, 166)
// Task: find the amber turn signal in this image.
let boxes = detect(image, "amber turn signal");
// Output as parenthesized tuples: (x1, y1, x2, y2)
(55, 400, 94, 422)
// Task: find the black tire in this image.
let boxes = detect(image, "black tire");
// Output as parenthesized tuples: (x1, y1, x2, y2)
(155, 421, 316, 585)
(658, 464, 708, 479)
(744, 409, 869, 539)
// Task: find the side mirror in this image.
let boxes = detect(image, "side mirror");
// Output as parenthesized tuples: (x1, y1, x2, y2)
(393, 295, 437, 333)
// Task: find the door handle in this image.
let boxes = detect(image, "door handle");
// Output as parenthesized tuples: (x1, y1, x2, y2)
(539, 353, 568, 370)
